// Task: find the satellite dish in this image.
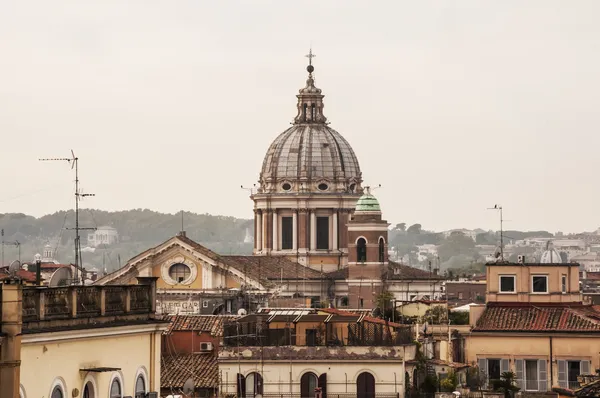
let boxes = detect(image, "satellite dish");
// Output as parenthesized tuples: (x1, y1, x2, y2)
(8, 260, 21, 276)
(49, 267, 71, 287)
(493, 246, 502, 259)
(183, 378, 195, 395)
(237, 308, 247, 316)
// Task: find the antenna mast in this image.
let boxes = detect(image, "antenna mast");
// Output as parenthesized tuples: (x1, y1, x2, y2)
(488, 204, 504, 261)
(40, 150, 96, 284)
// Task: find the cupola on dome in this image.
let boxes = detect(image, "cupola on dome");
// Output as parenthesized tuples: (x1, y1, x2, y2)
(258, 51, 362, 194)
(355, 188, 381, 213)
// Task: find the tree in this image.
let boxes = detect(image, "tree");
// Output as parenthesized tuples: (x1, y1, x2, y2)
(492, 372, 520, 398)
(394, 223, 406, 232)
(438, 232, 477, 262)
(407, 223, 422, 235)
(440, 370, 459, 392)
(449, 311, 469, 325)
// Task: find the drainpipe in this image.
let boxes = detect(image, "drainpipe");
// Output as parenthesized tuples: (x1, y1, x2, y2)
(550, 336, 554, 388)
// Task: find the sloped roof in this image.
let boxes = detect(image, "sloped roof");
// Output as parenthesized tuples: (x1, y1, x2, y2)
(162, 315, 239, 336)
(221, 255, 323, 281)
(387, 261, 445, 280)
(161, 354, 217, 389)
(473, 303, 600, 333)
(0, 269, 36, 283)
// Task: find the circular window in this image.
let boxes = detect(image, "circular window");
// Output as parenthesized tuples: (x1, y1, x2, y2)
(169, 263, 191, 283)
(282, 182, 292, 191)
(318, 183, 329, 191)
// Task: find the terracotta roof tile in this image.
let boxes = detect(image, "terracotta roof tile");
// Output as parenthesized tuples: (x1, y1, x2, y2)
(221, 255, 324, 283)
(161, 353, 217, 389)
(0, 269, 36, 283)
(387, 261, 445, 280)
(162, 315, 239, 336)
(473, 303, 600, 333)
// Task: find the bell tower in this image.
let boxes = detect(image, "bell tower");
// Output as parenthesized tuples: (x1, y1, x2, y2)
(347, 188, 389, 308)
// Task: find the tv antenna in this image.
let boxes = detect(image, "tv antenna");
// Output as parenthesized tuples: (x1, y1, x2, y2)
(39, 150, 96, 284)
(5, 240, 21, 264)
(487, 204, 504, 261)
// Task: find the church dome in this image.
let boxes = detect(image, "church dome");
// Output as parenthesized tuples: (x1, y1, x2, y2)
(355, 189, 381, 212)
(258, 54, 362, 194)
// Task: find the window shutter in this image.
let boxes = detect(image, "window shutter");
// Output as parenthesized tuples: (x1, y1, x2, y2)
(478, 359, 487, 389)
(558, 360, 567, 388)
(581, 360, 591, 375)
(319, 373, 328, 398)
(538, 359, 547, 392)
(237, 374, 246, 398)
(515, 359, 524, 389)
(501, 359, 510, 374)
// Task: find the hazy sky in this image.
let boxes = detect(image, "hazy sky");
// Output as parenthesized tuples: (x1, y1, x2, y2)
(1, 1, 599, 233)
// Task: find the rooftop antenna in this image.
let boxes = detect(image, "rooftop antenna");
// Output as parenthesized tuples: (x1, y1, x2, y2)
(487, 204, 504, 261)
(241, 184, 257, 195)
(180, 210, 184, 233)
(6, 240, 21, 264)
(1, 229, 4, 267)
(39, 150, 96, 284)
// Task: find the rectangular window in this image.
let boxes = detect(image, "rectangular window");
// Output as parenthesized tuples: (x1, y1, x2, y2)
(458, 292, 464, 299)
(561, 275, 567, 294)
(525, 360, 539, 391)
(499, 275, 516, 293)
(532, 275, 548, 293)
(202, 300, 209, 308)
(316, 216, 329, 250)
(488, 359, 501, 382)
(567, 361, 581, 389)
(281, 216, 293, 250)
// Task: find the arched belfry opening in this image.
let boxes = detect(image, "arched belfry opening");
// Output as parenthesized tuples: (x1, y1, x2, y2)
(357, 238, 367, 263)
(379, 237, 385, 263)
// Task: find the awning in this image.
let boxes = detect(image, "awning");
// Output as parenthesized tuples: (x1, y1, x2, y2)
(79, 367, 121, 372)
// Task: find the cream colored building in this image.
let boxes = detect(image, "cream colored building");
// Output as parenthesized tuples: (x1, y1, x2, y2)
(467, 261, 600, 391)
(0, 277, 166, 398)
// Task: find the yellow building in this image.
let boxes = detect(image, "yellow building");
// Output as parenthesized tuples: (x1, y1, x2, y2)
(0, 277, 167, 398)
(467, 261, 600, 392)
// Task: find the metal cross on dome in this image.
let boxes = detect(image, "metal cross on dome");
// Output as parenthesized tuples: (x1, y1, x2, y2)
(305, 49, 316, 65)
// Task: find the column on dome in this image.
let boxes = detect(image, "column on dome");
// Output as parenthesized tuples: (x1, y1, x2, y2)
(272, 209, 278, 251)
(310, 210, 317, 251)
(255, 210, 263, 251)
(332, 210, 339, 250)
(292, 210, 298, 251)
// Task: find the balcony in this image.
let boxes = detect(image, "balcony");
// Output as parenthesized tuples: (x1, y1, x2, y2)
(21, 281, 156, 332)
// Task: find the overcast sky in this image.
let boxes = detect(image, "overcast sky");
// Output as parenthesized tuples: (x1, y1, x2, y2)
(1, 1, 599, 233)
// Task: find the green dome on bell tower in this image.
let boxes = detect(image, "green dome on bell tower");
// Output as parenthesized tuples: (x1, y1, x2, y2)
(355, 187, 381, 212)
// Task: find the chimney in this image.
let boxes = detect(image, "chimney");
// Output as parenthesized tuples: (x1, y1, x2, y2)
(177, 231, 187, 238)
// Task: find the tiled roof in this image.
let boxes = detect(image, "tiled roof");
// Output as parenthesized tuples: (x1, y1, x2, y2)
(387, 262, 445, 280)
(0, 269, 36, 283)
(162, 315, 239, 336)
(473, 303, 600, 333)
(576, 378, 600, 397)
(221, 255, 324, 282)
(161, 354, 217, 389)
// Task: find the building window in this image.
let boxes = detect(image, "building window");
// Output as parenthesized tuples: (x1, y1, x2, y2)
(110, 378, 121, 398)
(281, 216, 293, 250)
(51, 387, 64, 398)
(83, 382, 94, 398)
(558, 360, 590, 389)
(478, 358, 509, 388)
(357, 238, 367, 262)
(169, 263, 191, 283)
(301, 372, 318, 398)
(458, 292, 464, 300)
(359, 298, 364, 308)
(245, 372, 263, 398)
(378, 237, 385, 263)
(561, 275, 567, 294)
(532, 275, 548, 293)
(135, 375, 146, 398)
(316, 217, 329, 250)
(203, 300, 209, 308)
(499, 275, 516, 293)
(525, 360, 539, 391)
(357, 372, 375, 398)
(516, 359, 547, 391)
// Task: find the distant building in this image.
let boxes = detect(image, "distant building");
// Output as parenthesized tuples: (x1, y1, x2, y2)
(87, 226, 119, 247)
(445, 280, 486, 306)
(442, 229, 478, 241)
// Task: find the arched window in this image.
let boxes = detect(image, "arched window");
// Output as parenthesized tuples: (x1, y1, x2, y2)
(245, 372, 263, 398)
(83, 382, 95, 398)
(357, 372, 375, 398)
(303, 103, 308, 122)
(135, 375, 146, 398)
(51, 387, 64, 398)
(378, 237, 385, 263)
(301, 372, 319, 398)
(357, 238, 367, 263)
(110, 378, 122, 398)
(311, 104, 316, 120)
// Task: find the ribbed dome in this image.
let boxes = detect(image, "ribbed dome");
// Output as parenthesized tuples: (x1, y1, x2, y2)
(258, 59, 362, 194)
(355, 192, 381, 212)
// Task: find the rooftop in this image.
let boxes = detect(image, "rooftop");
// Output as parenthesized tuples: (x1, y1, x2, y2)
(473, 302, 600, 333)
(162, 314, 239, 336)
(161, 354, 217, 390)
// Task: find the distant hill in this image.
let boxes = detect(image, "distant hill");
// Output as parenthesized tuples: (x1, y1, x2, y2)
(0, 209, 253, 272)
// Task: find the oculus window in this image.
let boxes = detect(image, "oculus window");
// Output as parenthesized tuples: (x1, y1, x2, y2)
(169, 263, 191, 283)
(499, 275, 516, 293)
